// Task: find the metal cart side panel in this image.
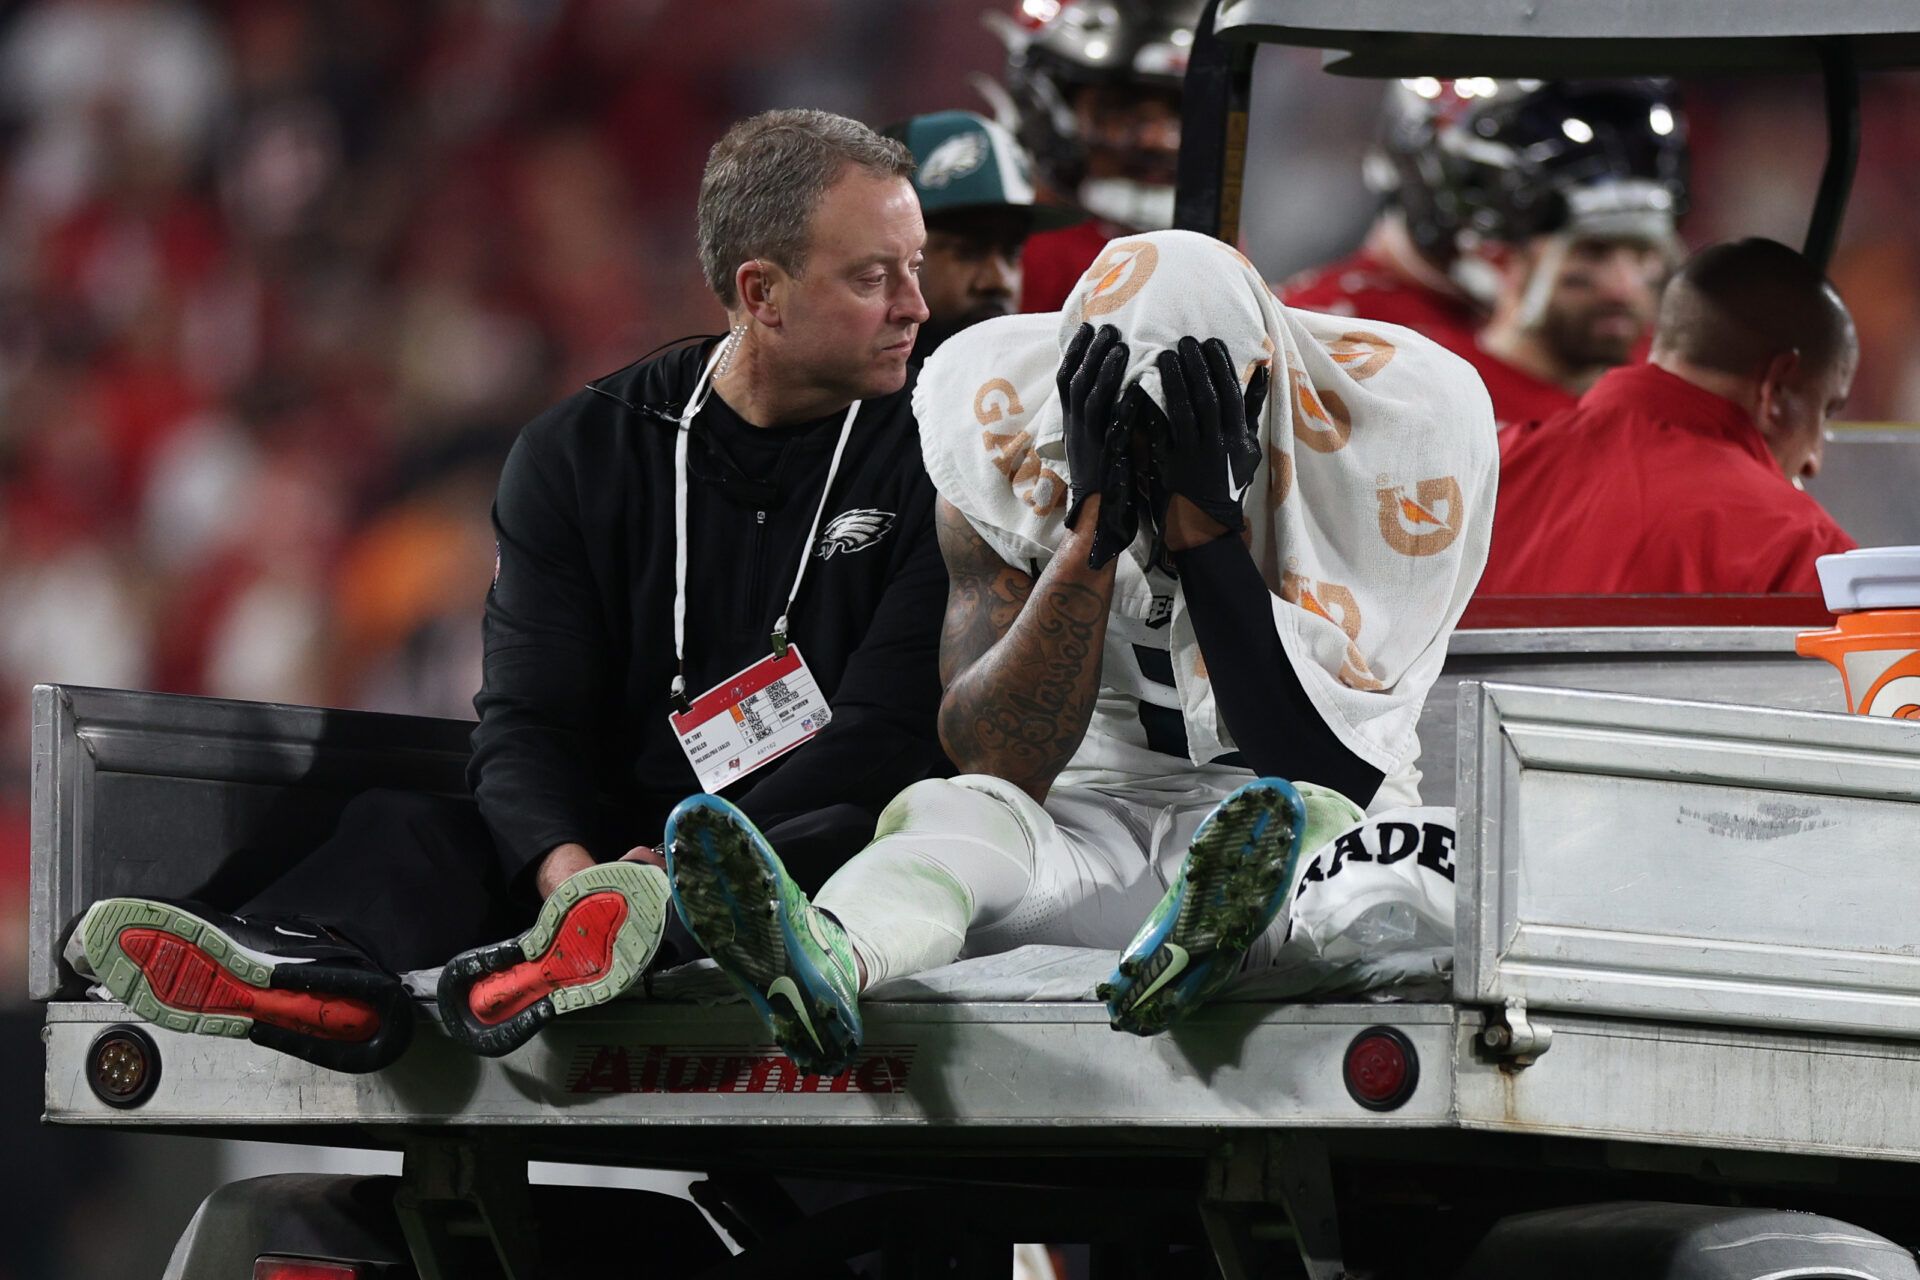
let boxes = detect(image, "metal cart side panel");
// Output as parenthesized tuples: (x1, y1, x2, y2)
(1456, 682, 1920, 1041)
(27, 684, 474, 1001)
(45, 1001, 1456, 1136)
(1455, 1011, 1920, 1164)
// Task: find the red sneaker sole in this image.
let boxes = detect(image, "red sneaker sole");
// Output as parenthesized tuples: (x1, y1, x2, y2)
(467, 891, 630, 1026)
(119, 928, 381, 1043)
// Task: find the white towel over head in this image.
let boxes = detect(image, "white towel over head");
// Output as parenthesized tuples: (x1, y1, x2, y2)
(914, 228, 1497, 805)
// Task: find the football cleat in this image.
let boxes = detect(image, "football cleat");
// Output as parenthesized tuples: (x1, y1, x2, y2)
(664, 794, 863, 1076)
(1098, 777, 1309, 1036)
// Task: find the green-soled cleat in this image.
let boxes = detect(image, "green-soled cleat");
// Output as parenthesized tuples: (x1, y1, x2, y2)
(664, 794, 863, 1075)
(1098, 777, 1309, 1036)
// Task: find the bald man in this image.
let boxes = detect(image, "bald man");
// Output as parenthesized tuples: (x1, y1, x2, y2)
(1480, 237, 1858, 596)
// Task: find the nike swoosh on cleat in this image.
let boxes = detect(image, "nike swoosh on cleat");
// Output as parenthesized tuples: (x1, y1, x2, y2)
(1130, 943, 1191, 1008)
(767, 975, 823, 1053)
(272, 925, 320, 939)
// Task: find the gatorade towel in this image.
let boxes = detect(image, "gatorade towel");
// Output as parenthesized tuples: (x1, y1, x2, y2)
(914, 229, 1498, 798)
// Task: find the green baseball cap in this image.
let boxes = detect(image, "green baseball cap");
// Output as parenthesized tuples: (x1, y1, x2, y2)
(889, 110, 1082, 229)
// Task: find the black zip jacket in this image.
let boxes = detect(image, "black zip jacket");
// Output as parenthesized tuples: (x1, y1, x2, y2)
(469, 341, 947, 885)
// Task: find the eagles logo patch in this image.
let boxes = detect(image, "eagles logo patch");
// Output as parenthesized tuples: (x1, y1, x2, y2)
(919, 133, 987, 189)
(817, 508, 895, 559)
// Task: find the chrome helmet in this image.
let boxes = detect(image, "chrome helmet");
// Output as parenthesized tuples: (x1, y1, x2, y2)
(986, 0, 1203, 228)
(1367, 77, 1689, 264)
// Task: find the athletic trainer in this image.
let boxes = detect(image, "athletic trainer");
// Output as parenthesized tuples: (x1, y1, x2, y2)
(67, 109, 950, 1071)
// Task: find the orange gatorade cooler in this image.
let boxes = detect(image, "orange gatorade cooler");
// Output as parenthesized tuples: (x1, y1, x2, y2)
(1797, 547, 1920, 720)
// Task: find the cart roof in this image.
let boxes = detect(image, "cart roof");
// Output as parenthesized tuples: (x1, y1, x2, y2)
(1214, 0, 1920, 76)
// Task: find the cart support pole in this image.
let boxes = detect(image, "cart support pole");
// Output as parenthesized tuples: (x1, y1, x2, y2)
(1804, 37, 1860, 272)
(393, 1139, 541, 1280)
(1175, 0, 1255, 243)
(1203, 1136, 1350, 1280)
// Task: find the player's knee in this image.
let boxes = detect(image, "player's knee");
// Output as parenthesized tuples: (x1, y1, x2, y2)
(873, 776, 1037, 859)
(873, 778, 980, 839)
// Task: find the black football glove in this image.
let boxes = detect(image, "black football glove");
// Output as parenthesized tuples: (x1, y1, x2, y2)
(1059, 322, 1137, 569)
(1144, 335, 1269, 538)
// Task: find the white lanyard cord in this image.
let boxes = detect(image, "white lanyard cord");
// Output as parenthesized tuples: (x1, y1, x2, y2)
(773, 412, 857, 650)
(670, 340, 858, 710)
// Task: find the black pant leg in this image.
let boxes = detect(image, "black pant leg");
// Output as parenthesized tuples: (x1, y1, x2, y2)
(241, 789, 530, 974)
(762, 803, 877, 894)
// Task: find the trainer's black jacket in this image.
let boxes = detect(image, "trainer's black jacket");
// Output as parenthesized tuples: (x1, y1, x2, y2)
(469, 341, 947, 884)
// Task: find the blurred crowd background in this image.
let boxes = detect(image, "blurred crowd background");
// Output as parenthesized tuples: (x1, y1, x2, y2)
(1, 1, 1917, 1275)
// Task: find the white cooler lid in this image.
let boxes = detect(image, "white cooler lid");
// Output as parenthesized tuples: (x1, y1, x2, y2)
(1815, 546, 1920, 612)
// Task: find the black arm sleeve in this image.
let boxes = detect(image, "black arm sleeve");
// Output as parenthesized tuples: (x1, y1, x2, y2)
(1172, 534, 1384, 806)
(468, 417, 613, 883)
(729, 483, 949, 831)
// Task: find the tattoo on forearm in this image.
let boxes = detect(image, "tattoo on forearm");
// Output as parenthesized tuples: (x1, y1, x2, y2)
(941, 582, 1106, 792)
(933, 499, 1113, 801)
(938, 562, 1032, 686)
(936, 499, 1030, 683)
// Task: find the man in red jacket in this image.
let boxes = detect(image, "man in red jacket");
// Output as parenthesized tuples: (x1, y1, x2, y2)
(1480, 238, 1858, 596)
(1282, 79, 1687, 428)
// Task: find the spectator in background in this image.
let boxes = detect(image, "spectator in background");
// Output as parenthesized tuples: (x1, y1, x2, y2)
(1480, 238, 1858, 596)
(885, 109, 1079, 361)
(1283, 79, 1689, 428)
(0, 0, 232, 231)
(995, 0, 1199, 312)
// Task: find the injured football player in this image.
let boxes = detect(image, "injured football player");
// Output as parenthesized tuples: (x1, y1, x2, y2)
(664, 228, 1498, 1073)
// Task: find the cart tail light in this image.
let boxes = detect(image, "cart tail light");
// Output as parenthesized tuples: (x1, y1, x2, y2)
(253, 1258, 366, 1280)
(1343, 1025, 1419, 1111)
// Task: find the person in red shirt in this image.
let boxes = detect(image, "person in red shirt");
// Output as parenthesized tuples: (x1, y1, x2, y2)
(1282, 79, 1688, 429)
(1276, 215, 1480, 352)
(1481, 238, 1858, 596)
(992, 0, 1198, 312)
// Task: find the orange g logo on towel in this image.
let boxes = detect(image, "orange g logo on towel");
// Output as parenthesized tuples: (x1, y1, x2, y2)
(1377, 477, 1463, 557)
(1338, 646, 1386, 691)
(1281, 574, 1384, 690)
(1290, 363, 1351, 453)
(1283, 573, 1360, 638)
(1079, 241, 1159, 320)
(982, 427, 1068, 517)
(1323, 331, 1395, 381)
(973, 379, 1026, 426)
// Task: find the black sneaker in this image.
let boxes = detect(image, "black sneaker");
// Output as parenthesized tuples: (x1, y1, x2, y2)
(435, 861, 670, 1057)
(64, 898, 413, 1074)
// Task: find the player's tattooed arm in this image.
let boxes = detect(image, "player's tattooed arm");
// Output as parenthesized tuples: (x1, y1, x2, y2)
(934, 496, 1117, 804)
(935, 497, 1035, 686)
